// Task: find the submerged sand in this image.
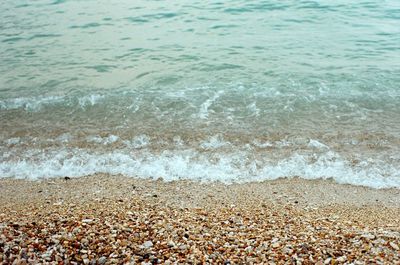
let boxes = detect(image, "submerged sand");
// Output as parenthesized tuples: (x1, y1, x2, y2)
(0, 174, 399, 264)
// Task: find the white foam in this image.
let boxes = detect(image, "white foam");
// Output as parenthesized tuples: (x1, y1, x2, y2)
(0, 96, 65, 111)
(128, 96, 141, 112)
(173, 136, 185, 146)
(78, 94, 105, 108)
(247, 102, 260, 117)
(198, 90, 224, 119)
(308, 139, 329, 149)
(1, 147, 399, 189)
(275, 140, 291, 148)
(106, 135, 119, 144)
(200, 135, 230, 150)
(56, 133, 72, 143)
(125, 135, 150, 149)
(4, 137, 21, 146)
(252, 140, 273, 148)
(0, 93, 106, 112)
(86, 135, 119, 145)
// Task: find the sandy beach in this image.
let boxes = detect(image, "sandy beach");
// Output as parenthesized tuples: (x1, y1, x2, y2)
(0, 175, 399, 264)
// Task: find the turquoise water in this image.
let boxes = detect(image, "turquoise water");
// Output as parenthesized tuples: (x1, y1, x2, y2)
(1, 0, 399, 187)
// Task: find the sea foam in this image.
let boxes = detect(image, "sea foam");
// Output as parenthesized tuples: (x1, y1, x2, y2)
(1, 146, 399, 189)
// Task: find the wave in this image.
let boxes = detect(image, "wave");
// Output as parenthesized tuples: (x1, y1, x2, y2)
(0, 96, 66, 112)
(0, 94, 105, 112)
(1, 143, 399, 189)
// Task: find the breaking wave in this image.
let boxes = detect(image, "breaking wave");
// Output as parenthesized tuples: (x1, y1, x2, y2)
(1, 135, 399, 189)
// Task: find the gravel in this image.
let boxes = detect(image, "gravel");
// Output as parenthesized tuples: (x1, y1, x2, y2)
(0, 174, 399, 264)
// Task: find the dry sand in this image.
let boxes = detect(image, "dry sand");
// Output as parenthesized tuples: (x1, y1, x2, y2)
(1, 174, 399, 264)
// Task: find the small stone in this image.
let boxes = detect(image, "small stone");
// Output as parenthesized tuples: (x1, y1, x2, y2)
(389, 242, 399, 250)
(337, 256, 346, 262)
(82, 219, 93, 223)
(98, 257, 107, 264)
(244, 246, 252, 252)
(361, 233, 375, 240)
(179, 244, 188, 250)
(19, 249, 28, 260)
(142, 241, 153, 249)
(272, 242, 280, 248)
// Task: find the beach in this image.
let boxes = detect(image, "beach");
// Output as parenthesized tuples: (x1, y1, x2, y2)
(1, 0, 400, 263)
(1, 175, 399, 264)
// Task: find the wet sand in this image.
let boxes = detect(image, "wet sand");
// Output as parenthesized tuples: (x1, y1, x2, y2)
(1, 174, 399, 264)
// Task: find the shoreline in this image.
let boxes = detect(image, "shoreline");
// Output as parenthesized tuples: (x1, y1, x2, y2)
(1, 174, 399, 263)
(1, 174, 399, 207)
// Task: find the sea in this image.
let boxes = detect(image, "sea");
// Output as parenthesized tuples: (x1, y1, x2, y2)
(1, 0, 399, 188)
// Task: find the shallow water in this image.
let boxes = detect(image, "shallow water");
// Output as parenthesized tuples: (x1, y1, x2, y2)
(1, 0, 400, 188)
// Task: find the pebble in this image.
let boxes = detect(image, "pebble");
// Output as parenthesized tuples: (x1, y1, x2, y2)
(389, 242, 399, 250)
(179, 244, 188, 250)
(361, 233, 375, 240)
(98, 257, 107, 264)
(142, 241, 153, 249)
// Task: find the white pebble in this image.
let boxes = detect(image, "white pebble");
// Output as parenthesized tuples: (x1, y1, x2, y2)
(389, 242, 399, 250)
(142, 241, 153, 249)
